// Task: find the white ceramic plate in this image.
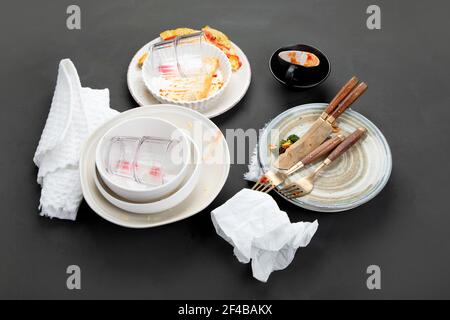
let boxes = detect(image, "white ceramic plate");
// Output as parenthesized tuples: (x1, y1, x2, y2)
(258, 103, 392, 212)
(80, 104, 230, 228)
(127, 38, 251, 118)
(93, 134, 202, 214)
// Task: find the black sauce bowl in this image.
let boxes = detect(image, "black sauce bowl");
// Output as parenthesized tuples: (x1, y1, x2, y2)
(269, 44, 331, 89)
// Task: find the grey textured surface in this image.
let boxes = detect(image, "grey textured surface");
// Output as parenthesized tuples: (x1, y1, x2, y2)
(1, 0, 450, 299)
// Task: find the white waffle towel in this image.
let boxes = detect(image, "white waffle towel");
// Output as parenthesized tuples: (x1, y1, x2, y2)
(33, 59, 118, 220)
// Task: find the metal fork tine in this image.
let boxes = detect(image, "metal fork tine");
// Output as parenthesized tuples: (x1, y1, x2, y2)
(251, 179, 263, 190)
(281, 185, 297, 193)
(281, 190, 295, 199)
(260, 184, 273, 193)
(263, 185, 276, 193)
(289, 190, 305, 199)
(255, 183, 267, 192)
(252, 175, 268, 191)
(282, 191, 294, 198)
(283, 188, 300, 197)
(281, 183, 293, 190)
(259, 186, 268, 192)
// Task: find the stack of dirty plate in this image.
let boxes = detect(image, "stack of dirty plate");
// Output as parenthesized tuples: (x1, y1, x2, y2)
(79, 104, 230, 228)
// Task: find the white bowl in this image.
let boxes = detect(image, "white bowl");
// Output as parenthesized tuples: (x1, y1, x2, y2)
(95, 117, 191, 202)
(142, 42, 232, 112)
(94, 135, 202, 214)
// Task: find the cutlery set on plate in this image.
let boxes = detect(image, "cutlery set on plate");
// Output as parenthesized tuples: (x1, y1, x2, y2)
(252, 76, 368, 199)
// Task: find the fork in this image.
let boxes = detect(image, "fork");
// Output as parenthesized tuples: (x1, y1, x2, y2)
(279, 128, 366, 199)
(251, 135, 344, 193)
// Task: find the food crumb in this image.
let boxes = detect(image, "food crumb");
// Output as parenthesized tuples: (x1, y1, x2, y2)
(138, 52, 149, 68)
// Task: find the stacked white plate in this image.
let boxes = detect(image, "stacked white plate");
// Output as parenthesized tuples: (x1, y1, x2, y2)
(80, 104, 231, 228)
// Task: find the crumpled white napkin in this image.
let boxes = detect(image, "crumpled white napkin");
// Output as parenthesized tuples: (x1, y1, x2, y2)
(33, 59, 118, 220)
(211, 188, 318, 282)
(243, 146, 263, 182)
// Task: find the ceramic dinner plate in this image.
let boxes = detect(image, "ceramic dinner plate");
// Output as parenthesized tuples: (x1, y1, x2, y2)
(258, 103, 392, 212)
(80, 104, 230, 228)
(127, 38, 251, 118)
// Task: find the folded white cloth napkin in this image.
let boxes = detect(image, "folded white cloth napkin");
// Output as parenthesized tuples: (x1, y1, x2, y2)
(211, 188, 318, 282)
(33, 59, 118, 220)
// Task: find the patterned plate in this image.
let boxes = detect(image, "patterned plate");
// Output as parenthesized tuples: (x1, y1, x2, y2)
(258, 103, 392, 212)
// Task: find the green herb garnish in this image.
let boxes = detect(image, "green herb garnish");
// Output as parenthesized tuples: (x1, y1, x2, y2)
(278, 134, 300, 154)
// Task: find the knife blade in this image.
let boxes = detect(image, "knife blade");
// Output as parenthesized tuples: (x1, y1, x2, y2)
(274, 118, 334, 169)
(274, 80, 367, 170)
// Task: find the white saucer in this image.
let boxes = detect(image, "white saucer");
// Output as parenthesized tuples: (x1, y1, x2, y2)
(80, 104, 230, 228)
(127, 38, 251, 118)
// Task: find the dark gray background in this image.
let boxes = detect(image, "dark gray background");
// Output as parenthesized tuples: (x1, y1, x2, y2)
(1, 0, 449, 299)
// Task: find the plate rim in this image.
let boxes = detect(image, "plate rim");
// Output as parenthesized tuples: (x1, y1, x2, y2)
(126, 38, 252, 118)
(258, 102, 392, 213)
(80, 104, 231, 228)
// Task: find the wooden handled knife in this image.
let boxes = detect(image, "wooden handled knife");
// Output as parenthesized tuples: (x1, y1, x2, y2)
(274, 78, 368, 170)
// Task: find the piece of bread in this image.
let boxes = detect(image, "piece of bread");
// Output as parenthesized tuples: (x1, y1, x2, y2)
(202, 26, 232, 49)
(160, 28, 198, 40)
(159, 26, 242, 71)
(202, 26, 242, 71)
